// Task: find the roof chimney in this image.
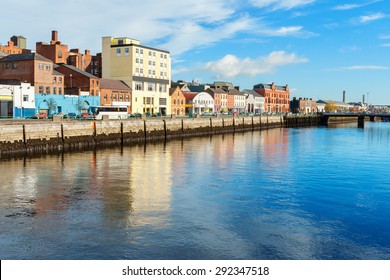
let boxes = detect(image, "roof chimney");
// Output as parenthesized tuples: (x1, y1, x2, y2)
(51, 30, 58, 44)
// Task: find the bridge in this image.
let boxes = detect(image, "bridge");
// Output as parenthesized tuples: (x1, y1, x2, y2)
(320, 113, 390, 128)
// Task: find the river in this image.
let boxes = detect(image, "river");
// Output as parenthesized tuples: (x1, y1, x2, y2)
(1, 122, 389, 259)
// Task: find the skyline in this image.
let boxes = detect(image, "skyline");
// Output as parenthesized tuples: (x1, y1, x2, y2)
(1, 0, 389, 104)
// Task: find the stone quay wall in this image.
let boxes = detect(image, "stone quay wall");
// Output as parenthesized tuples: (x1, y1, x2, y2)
(0, 115, 311, 158)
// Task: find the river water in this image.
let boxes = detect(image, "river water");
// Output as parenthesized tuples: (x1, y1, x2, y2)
(1, 122, 389, 260)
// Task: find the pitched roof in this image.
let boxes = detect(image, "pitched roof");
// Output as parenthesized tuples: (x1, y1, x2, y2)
(242, 89, 263, 98)
(0, 52, 52, 63)
(100, 79, 132, 90)
(57, 64, 98, 79)
(183, 93, 197, 101)
(229, 88, 244, 95)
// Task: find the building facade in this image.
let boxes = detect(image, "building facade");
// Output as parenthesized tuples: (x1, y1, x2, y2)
(169, 86, 186, 116)
(100, 79, 132, 112)
(0, 41, 24, 55)
(290, 97, 317, 114)
(206, 87, 227, 113)
(0, 53, 64, 96)
(0, 81, 35, 118)
(102, 36, 171, 115)
(254, 82, 290, 113)
(55, 64, 100, 96)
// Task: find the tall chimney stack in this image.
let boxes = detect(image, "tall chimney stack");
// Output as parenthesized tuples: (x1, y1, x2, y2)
(51, 30, 58, 43)
(342, 90, 346, 103)
(363, 94, 365, 104)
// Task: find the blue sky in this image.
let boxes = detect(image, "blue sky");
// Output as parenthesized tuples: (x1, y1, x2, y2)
(1, 0, 389, 104)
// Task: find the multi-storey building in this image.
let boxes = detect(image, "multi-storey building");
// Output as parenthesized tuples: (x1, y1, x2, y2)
(11, 36, 27, 49)
(55, 64, 100, 96)
(229, 88, 246, 114)
(102, 36, 171, 115)
(169, 86, 186, 116)
(243, 89, 265, 114)
(253, 82, 290, 113)
(100, 79, 132, 112)
(0, 53, 64, 95)
(290, 97, 317, 114)
(206, 87, 227, 113)
(36, 30, 95, 72)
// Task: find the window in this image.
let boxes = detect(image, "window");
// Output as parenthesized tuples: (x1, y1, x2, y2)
(147, 83, 154, 91)
(136, 48, 139, 54)
(116, 48, 121, 56)
(125, 48, 129, 55)
(46, 87, 50, 94)
(152, 61, 155, 67)
(136, 58, 139, 64)
(148, 61, 152, 66)
(23, 95, 28, 102)
(140, 69, 143, 75)
(159, 98, 167, 105)
(140, 49, 143, 55)
(53, 77, 57, 83)
(39, 86, 44, 93)
(59, 77, 62, 83)
(59, 87, 62, 94)
(135, 81, 143, 90)
(104, 94, 107, 102)
(58, 50, 62, 58)
(53, 87, 57, 94)
(119, 96, 123, 101)
(140, 59, 143, 64)
(39, 63, 43, 70)
(12, 62, 17, 69)
(5, 63, 10, 69)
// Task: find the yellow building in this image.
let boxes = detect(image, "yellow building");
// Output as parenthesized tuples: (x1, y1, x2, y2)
(102, 36, 171, 115)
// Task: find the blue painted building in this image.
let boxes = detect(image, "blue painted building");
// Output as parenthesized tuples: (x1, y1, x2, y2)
(35, 94, 100, 116)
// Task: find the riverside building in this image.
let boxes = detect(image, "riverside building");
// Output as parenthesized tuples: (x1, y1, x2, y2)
(102, 36, 171, 115)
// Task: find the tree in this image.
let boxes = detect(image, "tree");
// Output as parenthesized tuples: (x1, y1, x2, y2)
(47, 98, 57, 116)
(324, 102, 338, 112)
(75, 98, 87, 114)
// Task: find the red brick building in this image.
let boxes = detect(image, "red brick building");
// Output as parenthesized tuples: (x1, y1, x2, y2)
(55, 64, 100, 96)
(290, 97, 317, 114)
(36, 31, 69, 64)
(253, 82, 290, 113)
(0, 53, 64, 94)
(36, 30, 95, 72)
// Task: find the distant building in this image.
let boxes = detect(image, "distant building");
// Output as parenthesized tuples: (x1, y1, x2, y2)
(102, 36, 171, 115)
(229, 88, 246, 113)
(290, 97, 317, 114)
(253, 82, 290, 113)
(0, 41, 24, 55)
(11, 36, 27, 49)
(317, 100, 351, 112)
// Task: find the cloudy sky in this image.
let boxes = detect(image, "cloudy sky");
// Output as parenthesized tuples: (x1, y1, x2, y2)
(1, 0, 389, 104)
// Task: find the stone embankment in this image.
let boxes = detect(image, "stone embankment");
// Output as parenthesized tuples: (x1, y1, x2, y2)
(0, 115, 320, 159)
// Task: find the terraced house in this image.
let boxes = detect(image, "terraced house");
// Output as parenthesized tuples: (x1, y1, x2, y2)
(102, 36, 171, 115)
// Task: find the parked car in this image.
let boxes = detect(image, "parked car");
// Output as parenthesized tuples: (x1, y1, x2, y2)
(63, 113, 77, 119)
(32, 112, 48, 119)
(76, 113, 90, 119)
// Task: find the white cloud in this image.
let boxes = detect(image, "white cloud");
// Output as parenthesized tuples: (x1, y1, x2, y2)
(249, 0, 315, 11)
(333, 0, 383, 11)
(358, 12, 386, 23)
(204, 51, 308, 78)
(259, 26, 316, 37)
(334, 65, 389, 71)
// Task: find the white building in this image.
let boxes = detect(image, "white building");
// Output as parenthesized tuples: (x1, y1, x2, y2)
(0, 81, 35, 118)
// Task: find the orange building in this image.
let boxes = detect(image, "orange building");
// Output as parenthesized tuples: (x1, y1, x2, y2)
(169, 86, 186, 116)
(100, 79, 132, 112)
(36, 31, 69, 64)
(0, 41, 24, 55)
(253, 82, 290, 113)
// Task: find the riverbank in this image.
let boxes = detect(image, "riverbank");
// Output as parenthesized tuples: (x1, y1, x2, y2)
(0, 115, 320, 159)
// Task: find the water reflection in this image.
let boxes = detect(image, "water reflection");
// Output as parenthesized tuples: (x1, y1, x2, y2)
(1, 125, 390, 259)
